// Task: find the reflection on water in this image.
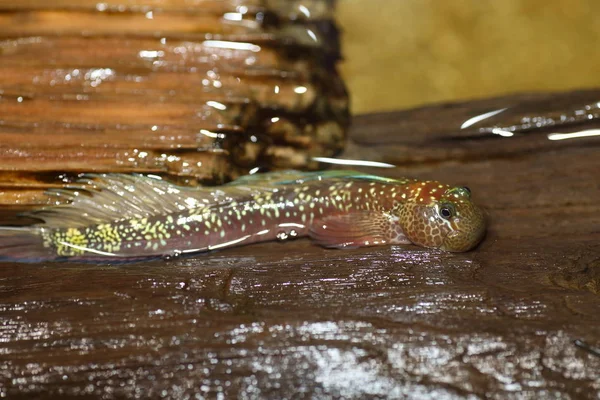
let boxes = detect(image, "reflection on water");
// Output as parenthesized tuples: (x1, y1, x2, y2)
(460, 108, 508, 129)
(344, 90, 600, 170)
(312, 156, 395, 168)
(547, 129, 600, 141)
(202, 40, 261, 52)
(491, 128, 514, 138)
(456, 96, 600, 142)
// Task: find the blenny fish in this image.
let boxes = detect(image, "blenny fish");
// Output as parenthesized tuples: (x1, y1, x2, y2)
(0, 170, 486, 263)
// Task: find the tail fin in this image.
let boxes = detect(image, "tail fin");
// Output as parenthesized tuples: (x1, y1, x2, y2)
(0, 227, 55, 263)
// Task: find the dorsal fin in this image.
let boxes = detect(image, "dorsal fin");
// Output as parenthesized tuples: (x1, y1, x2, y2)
(25, 170, 408, 229)
(28, 174, 265, 229)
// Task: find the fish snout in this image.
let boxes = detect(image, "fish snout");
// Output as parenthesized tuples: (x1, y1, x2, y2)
(441, 221, 486, 252)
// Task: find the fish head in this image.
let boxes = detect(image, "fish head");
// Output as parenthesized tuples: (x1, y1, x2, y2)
(399, 186, 486, 252)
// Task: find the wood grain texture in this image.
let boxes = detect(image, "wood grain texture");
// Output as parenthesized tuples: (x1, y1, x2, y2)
(2, 90, 600, 398)
(0, 0, 348, 207)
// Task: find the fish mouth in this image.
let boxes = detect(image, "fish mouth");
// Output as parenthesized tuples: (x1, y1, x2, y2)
(440, 225, 486, 252)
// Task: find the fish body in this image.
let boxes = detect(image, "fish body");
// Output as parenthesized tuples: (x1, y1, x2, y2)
(0, 171, 486, 263)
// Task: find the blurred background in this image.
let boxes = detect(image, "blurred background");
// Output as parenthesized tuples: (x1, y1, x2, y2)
(338, 0, 600, 113)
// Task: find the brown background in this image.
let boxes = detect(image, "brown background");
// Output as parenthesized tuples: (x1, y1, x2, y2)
(339, 0, 600, 113)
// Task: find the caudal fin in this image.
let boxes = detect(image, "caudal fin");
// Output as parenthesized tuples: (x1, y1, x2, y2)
(0, 227, 55, 263)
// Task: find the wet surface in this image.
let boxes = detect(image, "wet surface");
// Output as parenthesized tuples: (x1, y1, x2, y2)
(1, 241, 600, 398)
(2, 90, 600, 398)
(0, 0, 348, 206)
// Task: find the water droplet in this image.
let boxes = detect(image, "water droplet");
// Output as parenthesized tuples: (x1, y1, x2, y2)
(276, 231, 288, 241)
(162, 250, 182, 261)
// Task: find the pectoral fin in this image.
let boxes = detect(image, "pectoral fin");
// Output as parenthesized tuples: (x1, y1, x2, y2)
(309, 212, 391, 249)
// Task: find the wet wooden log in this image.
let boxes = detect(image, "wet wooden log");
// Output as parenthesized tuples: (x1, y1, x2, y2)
(0, 0, 349, 207)
(1, 89, 600, 398)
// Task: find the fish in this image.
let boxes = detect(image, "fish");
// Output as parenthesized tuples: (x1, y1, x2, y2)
(0, 170, 486, 263)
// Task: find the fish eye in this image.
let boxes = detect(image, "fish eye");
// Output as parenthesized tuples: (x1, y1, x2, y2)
(440, 206, 453, 219)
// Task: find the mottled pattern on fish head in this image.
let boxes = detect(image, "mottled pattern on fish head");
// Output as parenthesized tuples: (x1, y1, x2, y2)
(396, 182, 486, 252)
(438, 186, 486, 252)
